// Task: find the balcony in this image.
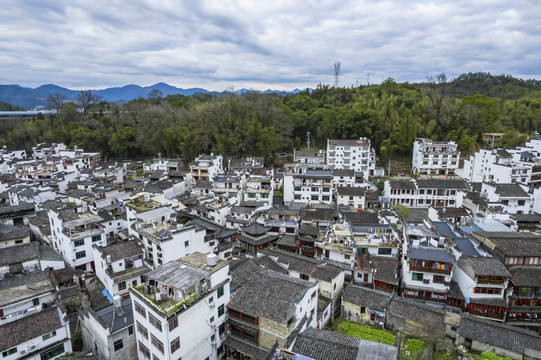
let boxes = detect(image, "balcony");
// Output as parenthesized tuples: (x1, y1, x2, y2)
(409, 265, 451, 275)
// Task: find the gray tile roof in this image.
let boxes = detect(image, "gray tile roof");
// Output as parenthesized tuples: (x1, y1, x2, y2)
(416, 179, 469, 190)
(457, 256, 510, 279)
(389, 180, 416, 190)
(337, 186, 366, 197)
(459, 313, 541, 354)
(0, 224, 29, 241)
(227, 269, 314, 324)
(95, 298, 133, 334)
(241, 222, 272, 236)
(0, 307, 63, 352)
(264, 248, 342, 282)
(509, 266, 541, 287)
(495, 184, 530, 198)
(95, 240, 143, 262)
(342, 284, 393, 310)
(407, 247, 455, 264)
(345, 212, 379, 226)
(229, 258, 266, 292)
(253, 256, 289, 275)
(371, 256, 399, 285)
(0, 241, 39, 266)
(292, 327, 398, 360)
(474, 231, 541, 257)
(333, 169, 355, 177)
(388, 296, 446, 332)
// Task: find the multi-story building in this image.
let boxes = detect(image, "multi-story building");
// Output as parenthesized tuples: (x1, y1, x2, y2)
(336, 186, 366, 210)
(450, 257, 510, 321)
(128, 205, 216, 269)
(190, 154, 223, 182)
(481, 183, 532, 215)
(385, 178, 469, 208)
(93, 240, 151, 297)
(326, 138, 376, 180)
(265, 205, 301, 235)
(130, 253, 230, 360)
(293, 149, 325, 165)
(48, 208, 106, 271)
(0, 271, 72, 360)
(225, 269, 318, 357)
(283, 170, 333, 205)
(79, 297, 136, 360)
(412, 138, 460, 175)
(402, 246, 455, 303)
(243, 171, 273, 206)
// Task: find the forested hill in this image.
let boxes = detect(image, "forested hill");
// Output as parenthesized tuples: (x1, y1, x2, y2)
(1, 72, 540, 164)
(0, 100, 24, 111)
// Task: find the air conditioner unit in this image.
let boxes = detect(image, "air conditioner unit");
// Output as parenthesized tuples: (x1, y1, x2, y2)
(30, 345, 36, 350)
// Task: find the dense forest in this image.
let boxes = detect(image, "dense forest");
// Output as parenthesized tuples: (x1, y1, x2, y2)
(1, 72, 541, 165)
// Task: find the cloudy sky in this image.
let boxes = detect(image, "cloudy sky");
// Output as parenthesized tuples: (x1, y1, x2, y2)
(1, 0, 540, 91)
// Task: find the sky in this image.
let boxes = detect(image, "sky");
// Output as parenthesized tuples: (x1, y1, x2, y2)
(1, 0, 541, 91)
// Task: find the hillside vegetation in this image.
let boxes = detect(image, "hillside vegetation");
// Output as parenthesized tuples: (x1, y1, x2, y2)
(1, 72, 540, 162)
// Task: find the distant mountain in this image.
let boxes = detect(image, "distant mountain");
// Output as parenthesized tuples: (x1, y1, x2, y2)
(0, 83, 305, 110)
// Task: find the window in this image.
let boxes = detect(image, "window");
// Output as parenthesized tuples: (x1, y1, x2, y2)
(433, 275, 445, 284)
(75, 251, 86, 259)
(114, 340, 123, 352)
(261, 193, 269, 198)
(118, 281, 127, 291)
(219, 323, 226, 335)
(171, 337, 180, 353)
(294, 195, 301, 200)
(136, 321, 148, 339)
(134, 302, 146, 318)
(217, 286, 224, 298)
(311, 187, 318, 192)
(184, 240, 189, 247)
(293, 187, 301, 192)
(139, 342, 150, 359)
(412, 273, 423, 281)
(378, 248, 392, 256)
(474, 287, 502, 295)
(322, 196, 330, 201)
(218, 304, 225, 317)
(40, 344, 64, 360)
(74, 239, 84, 247)
(247, 193, 256, 199)
(2, 348, 17, 357)
(148, 313, 162, 332)
(151, 334, 164, 353)
(300, 273, 309, 280)
(42, 330, 56, 341)
(322, 187, 330, 192)
(128, 325, 134, 335)
(33, 298, 40, 306)
(311, 195, 319, 201)
(169, 316, 179, 331)
(92, 235, 101, 242)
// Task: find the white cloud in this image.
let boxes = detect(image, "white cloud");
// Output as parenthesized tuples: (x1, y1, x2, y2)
(0, 0, 540, 90)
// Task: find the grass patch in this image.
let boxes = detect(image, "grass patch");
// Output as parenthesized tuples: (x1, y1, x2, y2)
(333, 319, 395, 346)
(402, 338, 427, 360)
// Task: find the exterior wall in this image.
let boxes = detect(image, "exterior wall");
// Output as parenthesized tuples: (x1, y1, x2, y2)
(337, 194, 365, 209)
(326, 138, 376, 180)
(283, 174, 333, 205)
(412, 139, 460, 175)
(0, 293, 56, 325)
(259, 318, 288, 349)
(452, 266, 507, 300)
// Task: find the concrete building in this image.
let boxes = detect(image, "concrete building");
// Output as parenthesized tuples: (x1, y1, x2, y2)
(190, 154, 223, 182)
(130, 253, 230, 360)
(48, 208, 106, 271)
(225, 268, 318, 358)
(385, 178, 469, 208)
(326, 138, 376, 180)
(93, 241, 150, 297)
(283, 170, 333, 205)
(412, 138, 460, 175)
(79, 297, 136, 360)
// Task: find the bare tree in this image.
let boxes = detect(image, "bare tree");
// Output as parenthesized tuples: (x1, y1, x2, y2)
(46, 93, 66, 114)
(148, 88, 163, 105)
(76, 90, 102, 115)
(425, 73, 451, 126)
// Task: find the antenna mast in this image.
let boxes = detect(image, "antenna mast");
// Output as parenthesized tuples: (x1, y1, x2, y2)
(334, 62, 341, 87)
(307, 131, 311, 150)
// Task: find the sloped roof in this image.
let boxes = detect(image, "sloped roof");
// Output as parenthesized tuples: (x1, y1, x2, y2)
(457, 256, 510, 279)
(342, 284, 393, 310)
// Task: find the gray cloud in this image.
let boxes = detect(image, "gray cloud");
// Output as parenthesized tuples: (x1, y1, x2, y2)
(0, 0, 540, 91)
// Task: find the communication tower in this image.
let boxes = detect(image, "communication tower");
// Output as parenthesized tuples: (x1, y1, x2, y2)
(334, 62, 341, 87)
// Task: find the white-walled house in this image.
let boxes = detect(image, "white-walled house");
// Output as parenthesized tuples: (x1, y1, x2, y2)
(481, 182, 532, 215)
(283, 170, 333, 205)
(130, 253, 230, 360)
(79, 298, 136, 360)
(93, 241, 151, 297)
(48, 208, 106, 271)
(451, 257, 510, 321)
(326, 138, 376, 180)
(336, 186, 366, 210)
(190, 154, 223, 182)
(412, 138, 460, 176)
